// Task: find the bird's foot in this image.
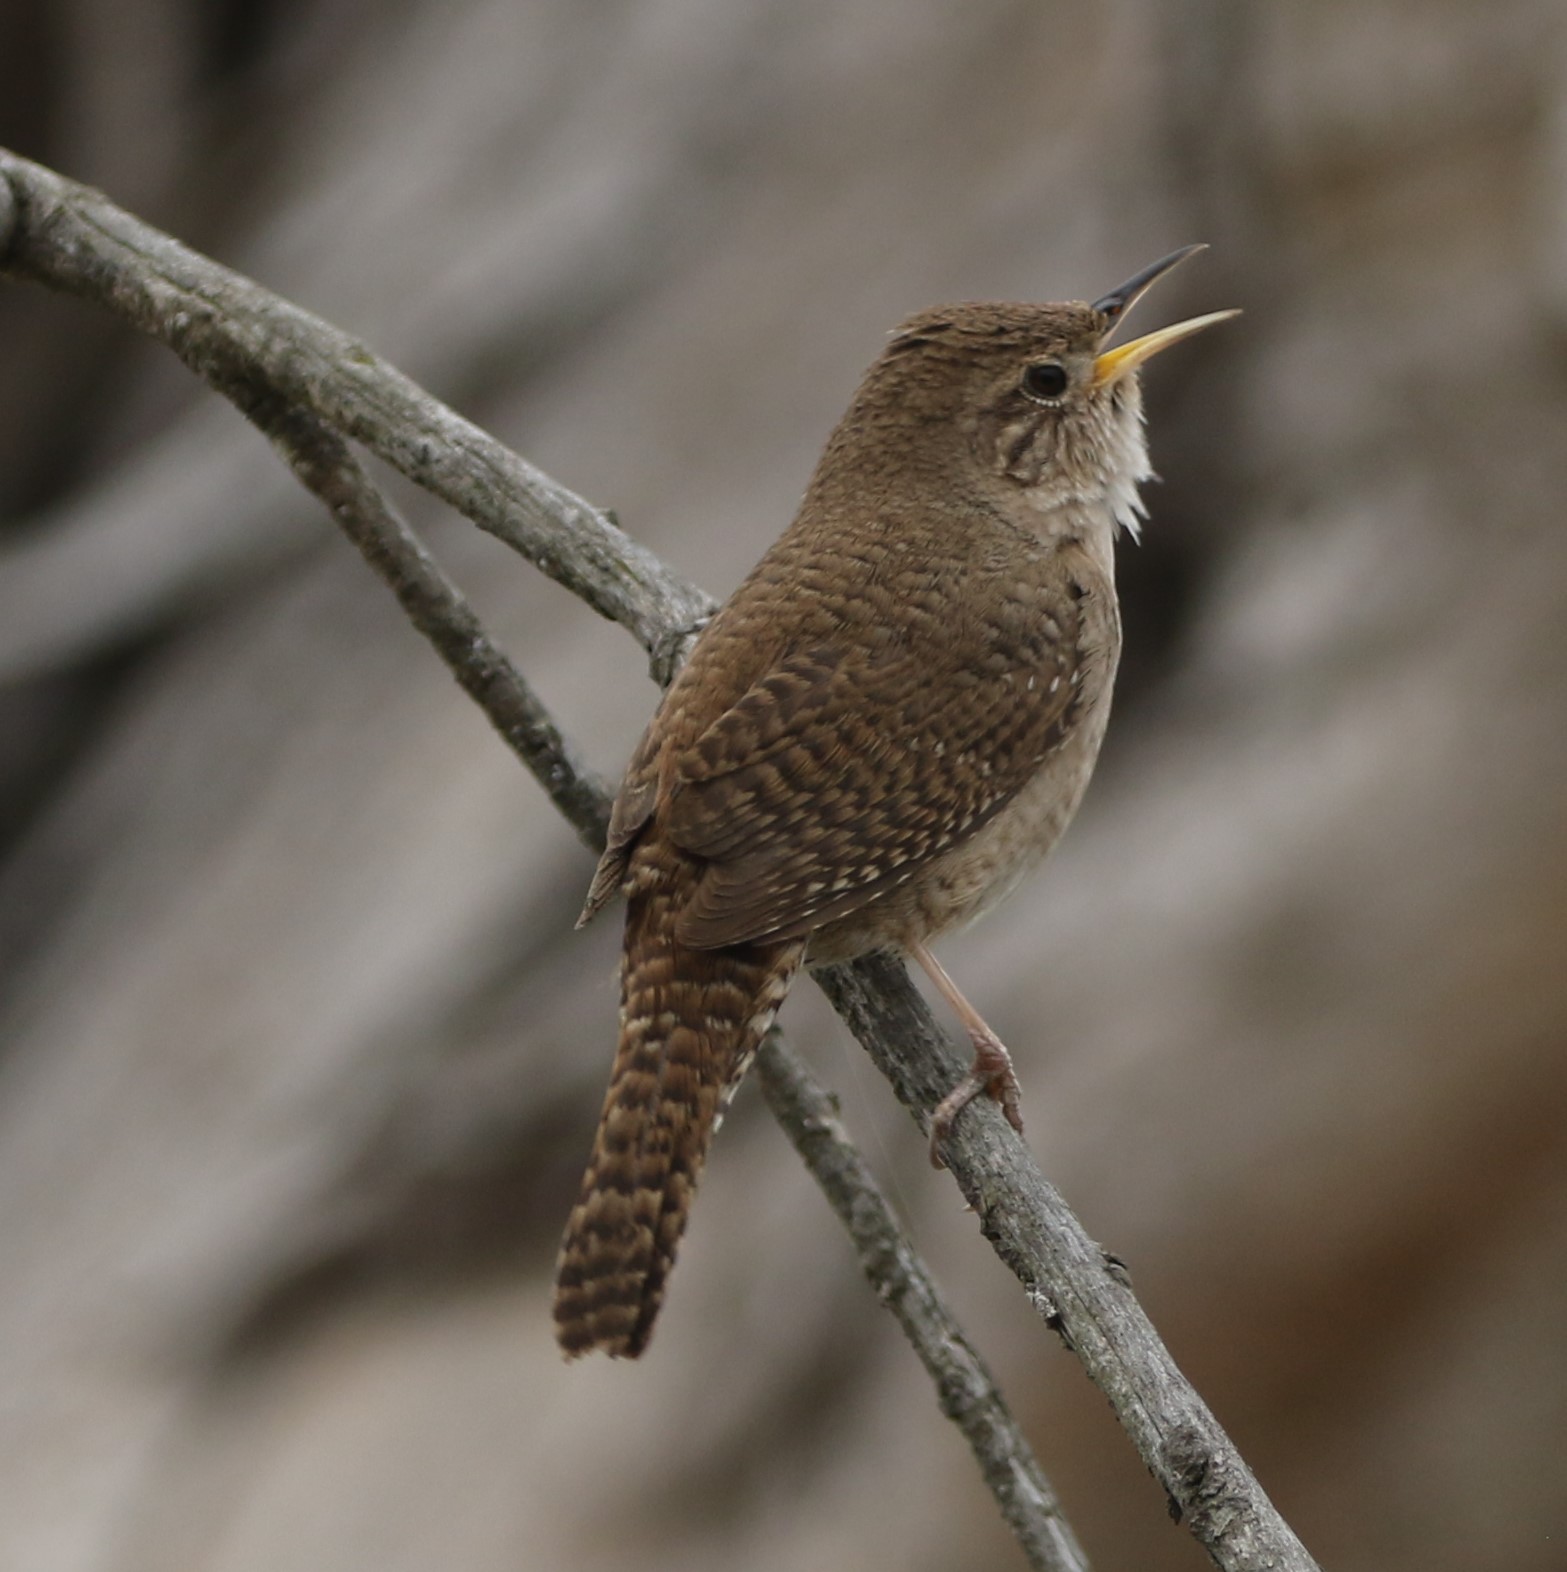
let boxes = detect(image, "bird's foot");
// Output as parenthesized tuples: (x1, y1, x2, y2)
(928, 1029, 1025, 1168)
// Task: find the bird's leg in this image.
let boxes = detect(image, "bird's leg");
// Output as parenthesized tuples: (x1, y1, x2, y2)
(909, 942, 1025, 1167)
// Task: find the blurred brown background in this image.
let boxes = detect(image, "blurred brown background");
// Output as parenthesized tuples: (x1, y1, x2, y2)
(2, 2, 1565, 1568)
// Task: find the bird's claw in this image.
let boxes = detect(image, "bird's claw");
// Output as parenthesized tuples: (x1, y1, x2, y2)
(927, 1037, 1025, 1168)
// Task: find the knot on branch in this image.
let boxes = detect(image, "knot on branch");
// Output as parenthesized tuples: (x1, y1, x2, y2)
(1163, 1423, 1249, 1538)
(648, 613, 713, 688)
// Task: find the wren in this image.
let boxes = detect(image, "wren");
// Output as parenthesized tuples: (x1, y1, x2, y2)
(554, 247, 1238, 1358)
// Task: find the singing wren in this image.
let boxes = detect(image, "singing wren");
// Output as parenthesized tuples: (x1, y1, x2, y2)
(555, 247, 1237, 1358)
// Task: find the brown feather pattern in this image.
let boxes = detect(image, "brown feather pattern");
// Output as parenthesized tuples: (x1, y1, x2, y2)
(554, 290, 1191, 1356)
(668, 575, 1090, 947)
(554, 838, 802, 1358)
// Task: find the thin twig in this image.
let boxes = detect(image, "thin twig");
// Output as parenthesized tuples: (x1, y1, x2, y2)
(0, 143, 1321, 1572)
(244, 392, 612, 853)
(814, 957, 1305, 1566)
(0, 147, 711, 681)
(755, 1033, 1091, 1572)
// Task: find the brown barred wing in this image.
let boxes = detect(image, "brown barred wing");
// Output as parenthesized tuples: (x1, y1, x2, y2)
(666, 584, 1091, 950)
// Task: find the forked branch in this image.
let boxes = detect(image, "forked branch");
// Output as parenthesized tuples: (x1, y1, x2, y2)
(0, 145, 1318, 1572)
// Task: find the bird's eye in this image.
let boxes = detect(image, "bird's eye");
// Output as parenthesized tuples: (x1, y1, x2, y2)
(1021, 361, 1068, 403)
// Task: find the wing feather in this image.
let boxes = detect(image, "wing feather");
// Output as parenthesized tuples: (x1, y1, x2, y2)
(664, 574, 1093, 947)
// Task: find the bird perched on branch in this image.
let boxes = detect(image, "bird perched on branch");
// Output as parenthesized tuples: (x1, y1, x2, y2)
(555, 247, 1237, 1358)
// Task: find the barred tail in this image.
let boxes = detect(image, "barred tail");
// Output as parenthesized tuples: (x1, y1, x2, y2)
(553, 865, 802, 1358)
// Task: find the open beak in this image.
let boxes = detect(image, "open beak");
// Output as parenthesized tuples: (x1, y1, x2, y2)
(1089, 245, 1240, 389)
(1093, 309, 1241, 388)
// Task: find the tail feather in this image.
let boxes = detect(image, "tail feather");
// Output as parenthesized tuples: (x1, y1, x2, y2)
(553, 859, 801, 1358)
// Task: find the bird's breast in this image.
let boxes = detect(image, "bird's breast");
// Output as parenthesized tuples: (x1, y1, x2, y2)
(807, 601, 1120, 964)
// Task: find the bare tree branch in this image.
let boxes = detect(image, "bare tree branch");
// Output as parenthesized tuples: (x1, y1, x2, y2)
(813, 957, 1308, 1566)
(755, 1032, 1092, 1572)
(0, 148, 711, 681)
(0, 144, 1320, 1572)
(243, 392, 613, 855)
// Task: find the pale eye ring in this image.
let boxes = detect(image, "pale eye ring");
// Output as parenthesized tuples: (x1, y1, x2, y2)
(1021, 361, 1068, 403)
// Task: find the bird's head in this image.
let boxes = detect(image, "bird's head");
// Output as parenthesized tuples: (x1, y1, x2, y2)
(848, 247, 1238, 542)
